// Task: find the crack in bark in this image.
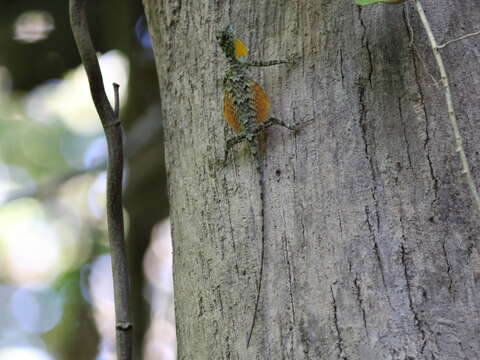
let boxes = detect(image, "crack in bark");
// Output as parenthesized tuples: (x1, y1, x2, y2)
(298, 319, 311, 359)
(216, 285, 224, 318)
(400, 243, 428, 355)
(169, 0, 182, 28)
(365, 41, 374, 87)
(441, 240, 454, 298)
(339, 49, 345, 88)
(357, 7, 372, 172)
(398, 97, 415, 173)
(198, 295, 204, 317)
(282, 232, 297, 325)
(353, 274, 369, 338)
(224, 335, 231, 360)
(296, 200, 307, 252)
(402, 8, 439, 208)
(354, 20, 381, 256)
(330, 285, 348, 360)
(337, 210, 343, 236)
(358, 7, 374, 87)
(358, 85, 381, 232)
(280, 205, 296, 358)
(364, 206, 390, 304)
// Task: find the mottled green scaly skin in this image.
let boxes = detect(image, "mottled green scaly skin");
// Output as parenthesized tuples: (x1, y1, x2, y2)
(223, 62, 258, 135)
(217, 24, 293, 348)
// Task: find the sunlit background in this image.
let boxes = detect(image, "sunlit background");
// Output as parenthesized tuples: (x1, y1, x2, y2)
(1, 3, 173, 360)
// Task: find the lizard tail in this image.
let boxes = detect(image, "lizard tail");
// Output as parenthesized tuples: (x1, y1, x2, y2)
(247, 139, 265, 348)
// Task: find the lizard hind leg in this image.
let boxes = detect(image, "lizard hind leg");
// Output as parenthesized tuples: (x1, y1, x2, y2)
(215, 132, 249, 170)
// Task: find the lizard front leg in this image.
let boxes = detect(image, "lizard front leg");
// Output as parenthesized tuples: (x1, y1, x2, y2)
(245, 59, 290, 67)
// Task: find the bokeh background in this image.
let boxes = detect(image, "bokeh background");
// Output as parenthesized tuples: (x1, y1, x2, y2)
(0, 2, 174, 359)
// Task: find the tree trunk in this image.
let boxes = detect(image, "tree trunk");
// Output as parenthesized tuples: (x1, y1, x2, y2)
(143, 0, 480, 358)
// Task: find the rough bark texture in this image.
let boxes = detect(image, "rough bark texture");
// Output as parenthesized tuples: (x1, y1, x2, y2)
(144, 0, 480, 359)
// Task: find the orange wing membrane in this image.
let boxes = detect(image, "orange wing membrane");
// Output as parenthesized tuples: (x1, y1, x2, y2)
(250, 80, 271, 123)
(224, 91, 242, 133)
(233, 38, 248, 58)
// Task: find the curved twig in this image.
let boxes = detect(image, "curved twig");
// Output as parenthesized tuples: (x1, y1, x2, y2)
(69, 1, 132, 359)
(438, 30, 480, 50)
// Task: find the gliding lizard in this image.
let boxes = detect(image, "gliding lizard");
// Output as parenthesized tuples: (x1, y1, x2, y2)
(216, 25, 296, 348)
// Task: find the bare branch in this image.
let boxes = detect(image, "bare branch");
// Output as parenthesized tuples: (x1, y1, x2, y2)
(69, 0, 132, 359)
(414, 0, 480, 213)
(113, 82, 120, 119)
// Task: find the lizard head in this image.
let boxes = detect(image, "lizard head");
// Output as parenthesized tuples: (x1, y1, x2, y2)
(216, 25, 248, 60)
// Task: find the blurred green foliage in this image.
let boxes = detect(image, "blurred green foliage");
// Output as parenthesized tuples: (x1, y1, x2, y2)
(0, 1, 166, 359)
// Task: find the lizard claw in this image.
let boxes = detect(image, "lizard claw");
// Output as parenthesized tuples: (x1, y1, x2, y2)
(291, 116, 315, 134)
(208, 150, 230, 172)
(286, 53, 302, 66)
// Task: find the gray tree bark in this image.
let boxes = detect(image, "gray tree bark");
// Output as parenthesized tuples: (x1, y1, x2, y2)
(143, 0, 480, 359)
